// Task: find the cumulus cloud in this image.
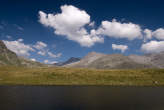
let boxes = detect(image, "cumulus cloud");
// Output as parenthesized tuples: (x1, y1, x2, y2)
(89, 21, 95, 27)
(36, 47, 62, 59)
(153, 28, 164, 40)
(97, 19, 142, 40)
(38, 4, 164, 54)
(31, 58, 36, 62)
(143, 28, 164, 41)
(141, 40, 164, 53)
(3, 39, 61, 59)
(143, 29, 152, 41)
(3, 39, 35, 56)
(34, 41, 47, 50)
(37, 48, 62, 58)
(112, 44, 128, 53)
(39, 5, 103, 47)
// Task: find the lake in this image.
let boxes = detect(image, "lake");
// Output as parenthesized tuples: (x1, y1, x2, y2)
(0, 86, 164, 110)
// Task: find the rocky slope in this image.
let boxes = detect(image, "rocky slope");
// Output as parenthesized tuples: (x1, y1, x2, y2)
(0, 40, 45, 67)
(0, 40, 21, 66)
(54, 57, 81, 66)
(65, 51, 164, 69)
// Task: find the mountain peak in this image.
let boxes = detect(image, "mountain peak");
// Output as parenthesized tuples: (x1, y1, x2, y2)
(69, 57, 80, 61)
(54, 57, 81, 66)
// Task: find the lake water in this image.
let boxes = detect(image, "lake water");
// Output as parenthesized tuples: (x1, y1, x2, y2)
(0, 86, 164, 110)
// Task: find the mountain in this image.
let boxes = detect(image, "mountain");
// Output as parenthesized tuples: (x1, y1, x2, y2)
(18, 56, 46, 67)
(0, 40, 21, 66)
(143, 52, 164, 68)
(1, 39, 164, 69)
(54, 57, 81, 66)
(0, 40, 45, 67)
(65, 51, 164, 69)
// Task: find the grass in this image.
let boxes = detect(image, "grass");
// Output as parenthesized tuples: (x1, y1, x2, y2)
(0, 66, 164, 86)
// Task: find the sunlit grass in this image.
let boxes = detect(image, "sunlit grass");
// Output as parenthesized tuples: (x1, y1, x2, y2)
(0, 66, 164, 86)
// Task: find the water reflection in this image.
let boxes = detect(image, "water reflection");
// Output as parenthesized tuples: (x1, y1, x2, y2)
(0, 86, 164, 110)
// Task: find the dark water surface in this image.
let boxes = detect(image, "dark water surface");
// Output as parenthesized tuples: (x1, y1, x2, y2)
(0, 86, 164, 110)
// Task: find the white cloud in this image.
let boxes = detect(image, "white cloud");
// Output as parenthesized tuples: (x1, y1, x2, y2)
(50, 61, 58, 64)
(112, 44, 128, 53)
(38, 4, 164, 54)
(48, 52, 62, 58)
(37, 49, 62, 58)
(44, 60, 49, 64)
(143, 29, 152, 41)
(3, 39, 35, 56)
(37, 48, 62, 58)
(143, 28, 164, 41)
(3, 39, 62, 60)
(153, 28, 164, 40)
(34, 41, 47, 50)
(39, 5, 103, 47)
(97, 19, 142, 40)
(31, 58, 36, 62)
(141, 40, 164, 53)
(89, 21, 95, 27)
(43, 60, 58, 64)
(37, 51, 46, 56)
(18, 39, 23, 42)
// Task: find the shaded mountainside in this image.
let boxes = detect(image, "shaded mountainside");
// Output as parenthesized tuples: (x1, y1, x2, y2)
(54, 57, 81, 66)
(0, 40, 21, 66)
(0, 40, 45, 67)
(65, 52, 164, 69)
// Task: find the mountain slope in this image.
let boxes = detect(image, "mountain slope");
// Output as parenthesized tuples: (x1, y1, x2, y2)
(18, 56, 46, 67)
(0, 40, 45, 67)
(65, 52, 160, 69)
(65, 52, 106, 68)
(54, 57, 81, 66)
(145, 52, 164, 68)
(0, 40, 21, 66)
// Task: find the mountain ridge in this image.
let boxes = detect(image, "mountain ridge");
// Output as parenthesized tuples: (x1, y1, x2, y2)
(1, 40, 164, 69)
(0, 40, 21, 66)
(54, 57, 81, 66)
(64, 51, 164, 69)
(0, 40, 46, 67)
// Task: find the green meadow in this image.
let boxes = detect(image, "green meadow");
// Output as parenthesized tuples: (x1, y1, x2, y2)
(0, 66, 164, 86)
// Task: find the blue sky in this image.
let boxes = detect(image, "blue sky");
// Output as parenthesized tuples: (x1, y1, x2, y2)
(1, 0, 164, 63)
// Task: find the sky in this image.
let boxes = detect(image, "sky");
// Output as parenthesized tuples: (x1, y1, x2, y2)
(0, 0, 164, 64)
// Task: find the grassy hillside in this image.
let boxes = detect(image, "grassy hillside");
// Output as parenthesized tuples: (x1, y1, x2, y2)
(0, 66, 164, 86)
